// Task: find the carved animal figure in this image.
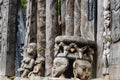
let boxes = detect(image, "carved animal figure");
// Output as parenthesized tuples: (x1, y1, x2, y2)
(17, 43, 37, 78)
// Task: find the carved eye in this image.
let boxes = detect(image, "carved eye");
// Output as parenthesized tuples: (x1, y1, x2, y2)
(56, 62, 61, 66)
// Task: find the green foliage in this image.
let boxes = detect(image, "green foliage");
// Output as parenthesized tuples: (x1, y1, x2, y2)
(58, 0, 60, 15)
(21, 0, 27, 10)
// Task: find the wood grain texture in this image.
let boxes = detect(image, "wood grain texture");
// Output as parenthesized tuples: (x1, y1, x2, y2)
(0, 0, 17, 76)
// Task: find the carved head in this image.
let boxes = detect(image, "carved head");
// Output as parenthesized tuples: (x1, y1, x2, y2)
(52, 57, 68, 77)
(104, 11, 111, 28)
(27, 43, 37, 58)
(73, 60, 91, 80)
(69, 43, 78, 53)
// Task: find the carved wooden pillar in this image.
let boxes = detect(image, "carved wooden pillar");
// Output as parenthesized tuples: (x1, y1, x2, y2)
(24, 0, 37, 56)
(61, 0, 66, 35)
(81, 0, 95, 41)
(36, 0, 46, 58)
(0, 0, 17, 76)
(65, 0, 74, 36)
(45, 0, 59, 76)
(97, 0, 104, 78)
(74, 0, 81, 36)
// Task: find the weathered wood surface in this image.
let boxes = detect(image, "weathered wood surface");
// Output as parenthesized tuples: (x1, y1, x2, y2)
(80, 0, 95, 41)
(61, 0, 66, 35)
(55, 36, 96, 47)
(0, 0, 17, 76)
(97, 0, 104, 78)
(24, 0, 37, 56)
(109, 42, 120, 80)
(107, 0, 120, 80)
(111, 0, 120, 43)
(45, 0, 59, 76)
(36, 0, 46, 57)
(65, 0, 74, 36)
(74, 0, 81, 36)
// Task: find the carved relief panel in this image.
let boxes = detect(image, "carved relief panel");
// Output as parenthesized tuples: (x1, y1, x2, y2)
(52, 36, 95, 80)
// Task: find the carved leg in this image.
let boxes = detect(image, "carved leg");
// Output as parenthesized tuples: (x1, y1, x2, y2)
(21, 70, 30, 78)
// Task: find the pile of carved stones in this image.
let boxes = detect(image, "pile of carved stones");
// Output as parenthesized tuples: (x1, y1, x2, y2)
(17, 43, 45, 78)
(52, 36, 95, 80)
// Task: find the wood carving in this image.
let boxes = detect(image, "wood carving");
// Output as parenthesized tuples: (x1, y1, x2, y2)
(17, 43, 37, 78)
(111, 0, 120, 42)
(52, 36, 95, 79)
(28, 57, 45, 77)
(73, 60, 91, 80)
(52, 57, 69, 77)
(102, 0, 111, 79)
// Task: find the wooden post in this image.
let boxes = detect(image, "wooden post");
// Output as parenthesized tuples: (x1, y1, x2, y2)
(36, 0, 46, 58)
(24, 0, 37, 56)
(74, 0, 81, 36)
(45, 0, 58, 76)
(61, 0, 66, 35)
(65, 0, 74, 36)
(0, 0, 17, 76)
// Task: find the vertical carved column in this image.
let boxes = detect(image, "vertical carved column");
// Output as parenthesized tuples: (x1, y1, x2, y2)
(0, 0, 17, 76)
(37, 0, 46, 58)
(36, 0, 46, 76)
(24, 0, 37, 56)
(65, 0, 74, 36)
(80, 0, 95, 41)
(74, 0, 81, 36)
(97, 0, 104, 77)
(102, 0, 111, 79)
(45, 0, 58, 76)
(61, 0, 66, 35)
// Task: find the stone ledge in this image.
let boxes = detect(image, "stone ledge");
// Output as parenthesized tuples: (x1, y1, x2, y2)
(0, 76, 103, 80)
(14, 77, 103, 80)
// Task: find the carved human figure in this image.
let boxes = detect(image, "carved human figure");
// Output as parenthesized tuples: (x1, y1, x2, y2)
(73, 60, 91, 80)
(104, 11, 111, 28)
(102, 10, 111, 75)
(52, 57, 68, 77)
(17, 43, 37, 78)
(28, 56, 45, 77)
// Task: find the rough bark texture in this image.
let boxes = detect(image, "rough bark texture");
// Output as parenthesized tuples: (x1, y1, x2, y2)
(65, 0, 74, 36)
(74, 0, 81, 36)
(37, 0, 46, 58)
(61, 0, 66, 35)
(0, 0, 17, 76)
(24, 0, 37, 56)
(97, 0, 104, 78)
(45, 0, 58, 76)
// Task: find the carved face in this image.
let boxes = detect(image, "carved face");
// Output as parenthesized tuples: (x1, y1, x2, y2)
(52, 57, 68, 77)
(73, 60, 91, 80)
(104, 11, 111, 28)
(27, 43, 37, 58)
